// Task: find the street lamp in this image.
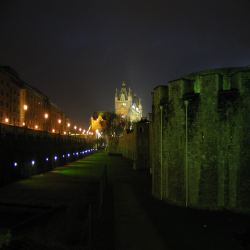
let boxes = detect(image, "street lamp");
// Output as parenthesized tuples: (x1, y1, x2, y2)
(74, 126, 77, 139)
(44, 113, 48, 131)
(58, 119, 61, 134)
(23, 105, 28, 127)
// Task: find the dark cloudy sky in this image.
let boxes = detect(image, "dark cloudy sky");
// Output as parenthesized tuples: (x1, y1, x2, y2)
(1, 0, 250, 129)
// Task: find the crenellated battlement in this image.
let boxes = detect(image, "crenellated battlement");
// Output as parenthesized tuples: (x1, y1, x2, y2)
(152, 65, 250, 212)
(166, 67, 250, 100)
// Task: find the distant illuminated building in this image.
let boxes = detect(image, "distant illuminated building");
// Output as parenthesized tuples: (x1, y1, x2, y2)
(115, 81, 142, 128)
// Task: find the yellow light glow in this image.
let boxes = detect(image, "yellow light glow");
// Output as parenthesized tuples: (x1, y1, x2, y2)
(52, 129, 55, 133)
(79, 128, 82, 131)
(5, 118, 8, 123)
(67, 123, 70, 127)
(24, 105, 28, 110)
(22, 122, 25, 126)
(74, 126, 77, 130)
(64, 131, 66, 135)
(44, 113, 48, 118)
(58, 119, 61, 124)
(35, 125, 38, 129)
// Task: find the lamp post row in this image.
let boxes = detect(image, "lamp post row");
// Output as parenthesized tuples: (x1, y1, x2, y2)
(3, 104, 89, 135)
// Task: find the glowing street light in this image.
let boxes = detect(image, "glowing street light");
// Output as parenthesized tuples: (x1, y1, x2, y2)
(23, 105, 28, 127)
(5, 118, 9, 123)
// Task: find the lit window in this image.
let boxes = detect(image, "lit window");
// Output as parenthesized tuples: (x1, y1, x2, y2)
(122, 103, 126, 106)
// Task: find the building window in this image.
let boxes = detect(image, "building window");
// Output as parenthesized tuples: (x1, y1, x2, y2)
(14, 89, 16, 95)
(18, 109, 20, 114)
(1, 80, 4, 86)
(18, 92, 20, 97)
(13, 99, 16, 104)
(122, 103, 126, 106)
(6, 92, 9, 98)
(0, 111, 2, 117)
(0, 101, 3, 107)
(6, 82, 9, 88)
(6, 103, 9, 108)
(13, 107, 16, 113)
(139, 127, 144, 133)
(1, 90, 4, 96)
(18, 100, 20, 105)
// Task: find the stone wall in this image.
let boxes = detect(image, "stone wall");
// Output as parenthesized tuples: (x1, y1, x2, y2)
(0, 124, 94, 186)
(152, 67, 250, 212)
(108, 122, 151, 170)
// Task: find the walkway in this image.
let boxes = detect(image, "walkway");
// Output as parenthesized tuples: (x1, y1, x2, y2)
(95, 153, 249, 250)
(1, 153, 249, 249)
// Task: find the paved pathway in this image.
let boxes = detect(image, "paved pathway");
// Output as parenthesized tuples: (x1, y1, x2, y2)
(96, 153, 250, 250)
(1, 153, 250, 249)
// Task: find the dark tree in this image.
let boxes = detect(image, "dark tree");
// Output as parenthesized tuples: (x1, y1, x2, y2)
(100, 112, 125, 136)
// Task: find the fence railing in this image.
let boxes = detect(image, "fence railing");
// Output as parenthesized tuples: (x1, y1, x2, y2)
(1, 123, 93, 143)
(79, 165, 107, 250)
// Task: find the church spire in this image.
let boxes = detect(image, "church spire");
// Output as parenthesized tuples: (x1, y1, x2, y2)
(122, 81, 126, 87)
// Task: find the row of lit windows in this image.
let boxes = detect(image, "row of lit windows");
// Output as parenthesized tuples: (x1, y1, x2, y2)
(26, 94, 43, 105)
(26, 103, 43, 112)
(26, 111, 44, 119)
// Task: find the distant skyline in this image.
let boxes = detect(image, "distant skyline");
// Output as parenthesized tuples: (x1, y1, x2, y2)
(1, 0, 250, 129)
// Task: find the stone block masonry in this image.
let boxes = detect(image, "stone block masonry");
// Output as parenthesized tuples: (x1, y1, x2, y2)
(152, 66, 250, 212)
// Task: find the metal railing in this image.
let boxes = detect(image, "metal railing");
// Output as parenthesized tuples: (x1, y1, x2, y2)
(78, 165, 107, 250)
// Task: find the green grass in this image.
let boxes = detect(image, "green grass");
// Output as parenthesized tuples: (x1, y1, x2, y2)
(59, 153, 108, 179)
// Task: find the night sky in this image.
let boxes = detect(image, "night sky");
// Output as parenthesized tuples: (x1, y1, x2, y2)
(1, 0, 250, 129)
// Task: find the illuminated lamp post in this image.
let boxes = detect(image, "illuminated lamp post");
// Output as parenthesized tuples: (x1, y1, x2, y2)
(67, 123, 70, 135)
(5, 118, 9, 123)
(23, 105, 28, 127)
(79, 127, 82, 140)
(58, 119, 62, 134)
(74, 126, 77, 139)
(44, 113, 48, 131)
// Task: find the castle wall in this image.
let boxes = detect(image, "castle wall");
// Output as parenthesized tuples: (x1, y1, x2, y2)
(108, 122, 151, 170)
(152, 67, 250, 212)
